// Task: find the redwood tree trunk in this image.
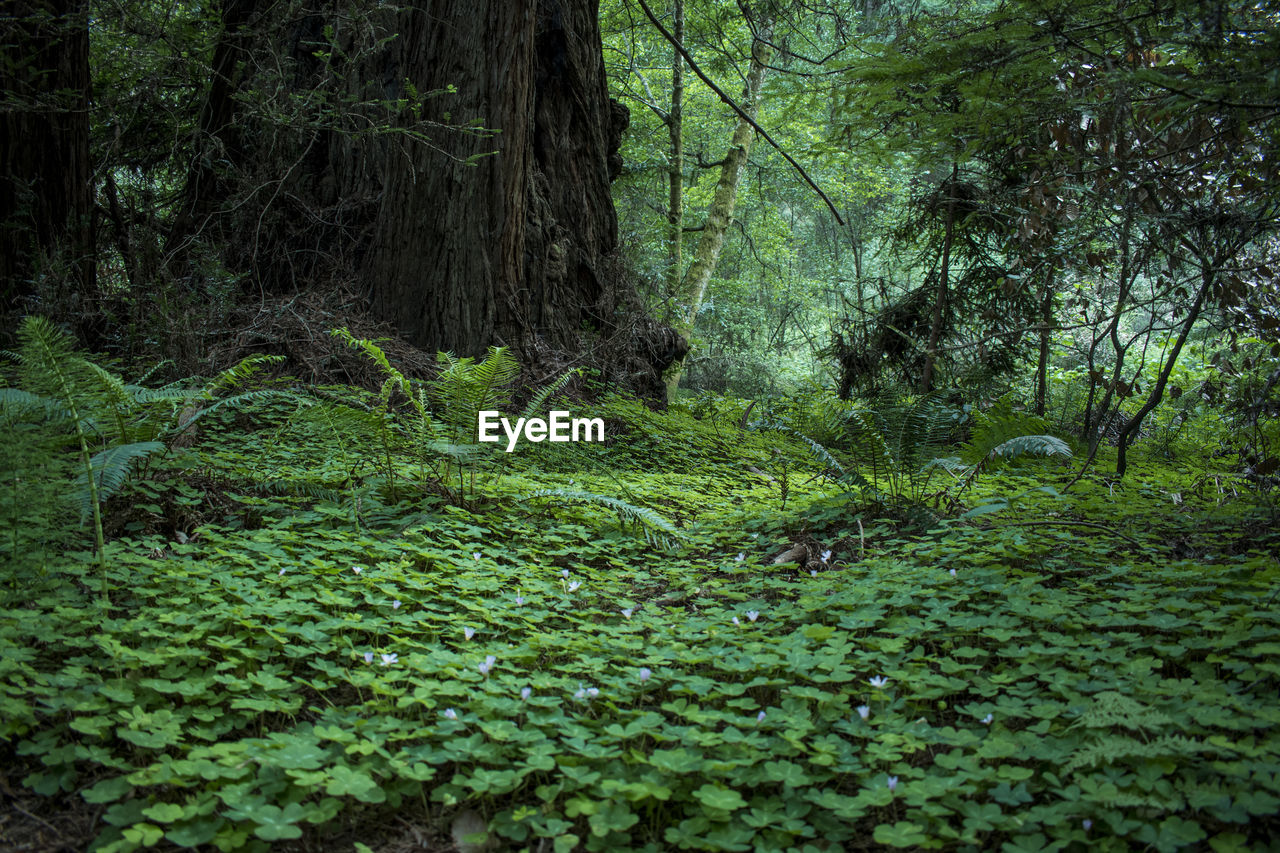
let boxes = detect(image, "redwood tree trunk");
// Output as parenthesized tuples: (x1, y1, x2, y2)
(172, 0, 661, 383)
(363, 0, 629, 358)
(0, 0, 93, 324)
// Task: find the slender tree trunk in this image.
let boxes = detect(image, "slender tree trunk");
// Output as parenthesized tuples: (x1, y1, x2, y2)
(665, 31, 769, 400)
(0, 0, 93, 326)
(166, 0, 261, 261)
(1114, 261, 1213, 477)
(919, 163, 957, 394)
(1034, 268, 1055, 416)
(665, 0, 684, 302)
(1086, 200, 1136, 451)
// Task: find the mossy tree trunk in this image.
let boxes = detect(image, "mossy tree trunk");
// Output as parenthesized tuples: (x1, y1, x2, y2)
(665, 31, 769, 401)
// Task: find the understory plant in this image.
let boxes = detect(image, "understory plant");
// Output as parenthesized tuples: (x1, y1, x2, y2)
(327, 329, 583, 505)
(756, 391, 1071, 522)
(326, 331, 683, 547)
(1, 316, 294, 592)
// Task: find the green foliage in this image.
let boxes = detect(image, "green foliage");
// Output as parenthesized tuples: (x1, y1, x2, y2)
(1, 317, 297, 591)
(756, 392, 968, 516)
(327, 329, 591, 508)
(931, 399, 1074, 503)
(431, 346, 521, 438)
(2, 381, 1277, 850)
(524, 488, 683, 549)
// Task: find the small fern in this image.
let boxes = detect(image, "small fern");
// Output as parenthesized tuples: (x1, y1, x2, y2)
(525, 488, 683, 549)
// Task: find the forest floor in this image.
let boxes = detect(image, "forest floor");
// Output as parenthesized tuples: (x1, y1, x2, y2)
(3, 390, 1279, 852)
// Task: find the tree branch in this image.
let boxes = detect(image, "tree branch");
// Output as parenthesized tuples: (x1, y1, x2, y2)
(634, 0, 845, 225)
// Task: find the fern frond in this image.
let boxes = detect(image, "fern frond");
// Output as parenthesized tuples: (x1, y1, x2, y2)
(751, 419, 875, 493)
(294, 398, 385, 438)
(886, 394, 954, 469)
(330, 329, 422, 414)
(245, 478, 347, 504)
(944, 406, 1073, 509)
(839, 403, 896, 467)
(411, 387, 442, 445)
(926, 456, 971, 476)
(132, 359, 174, 387)
(753, 420, 847, 483)
(10, 316, 94, 400)
(203, 354, 285, 398)
(427, 440, 484, 463)
(81, 360, 133, 412)
(525, 488, 683, 549)
(132, 386, 200, 404)
(986, 434, 1071, 461)
(77, 441, 166, 519)
(0, 387, 71, 423)
(520, 369, 579, 421)
(169, 390, 308, 438)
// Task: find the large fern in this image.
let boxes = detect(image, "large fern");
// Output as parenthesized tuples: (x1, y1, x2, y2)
(960, 409, 1070, 468)
(756, 392, 959, 512)
(3, 318, 302, 592)
(4, 317, 112, 584)
(928, 402, 1073, 510)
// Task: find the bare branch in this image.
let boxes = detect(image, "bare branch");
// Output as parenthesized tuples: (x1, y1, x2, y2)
(634, 0, 845, 225)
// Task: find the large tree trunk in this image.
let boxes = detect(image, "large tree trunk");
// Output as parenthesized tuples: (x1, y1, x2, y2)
(172, 0, 671, 387)
(0, 0, 93, 327)
(363, 0, 630, 358)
